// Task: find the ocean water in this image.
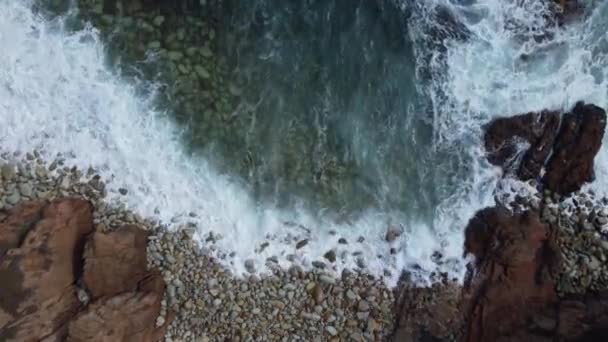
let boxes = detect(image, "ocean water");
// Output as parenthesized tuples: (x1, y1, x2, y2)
(0, 0, 606, 286)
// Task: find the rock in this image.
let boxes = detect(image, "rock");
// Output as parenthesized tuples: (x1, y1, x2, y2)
(194, 65, 210, 79)
(5, 191, 20, 205)
(543, 103, 606, 195)
(1, 163, 16, 180)
(462, 207, 558, 342)
(83, 225, 150, 299)
(323, 250, 336, 263)
(18, 183, 33, 198)
(68, 274, 166, 341)
(319, 274, 336, 285)
(312, 261, 326, 269)
(485, 103, 606, 196)
(244, 259, 255, 273)
(484, 109, 560, 181)
(153, 15, 165, 26)
(0, 199, 167, 341)
(296, 239, 309, 249)
(338, 238, 347, 244)
(385, 227, 402, 242)
(312, 284, 324, 305)
(325, 326, 338, 336)
(0, 199, 93, 341)
(118, 188, 128, 195)
(357, 300, 370, 312)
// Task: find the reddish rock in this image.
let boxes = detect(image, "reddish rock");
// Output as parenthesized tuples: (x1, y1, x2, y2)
(543, 102, 606, 195)
(83, 225, 151, 300)
(485, 102, 606, 196)
(392, 281, 463, 341)
(0, 199, 167, 342)
(0, 199, 93, 341)
(484, 110, 560, 181)
(461, 207, 559, 342)
(68, 273, 167, 342)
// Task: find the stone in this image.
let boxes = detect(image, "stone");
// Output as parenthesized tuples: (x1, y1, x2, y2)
(325, 326, 338, 336)
(194, 65, 210, 79)
(153, 15, 165, 26)
(200, 45, 213, 57)
(1, 163, 16, 180)
(312, 261, 326, 269)
(118, 188, 128, 195)
(5, 191, 20, 205)
(312, 284, 324, 305)
(319, 275, 336, 285)
(543, 103, 606, 195)
(83, 225, 150, 299)
(385, 227, 401, 242)
(168, 51, 184, 61)
(296, 239, 308, 249)
(0, 200, 93, 341)
(323, 250, 336, 263)
(357, 300, 370, 312)
(245, 259, 255, 273)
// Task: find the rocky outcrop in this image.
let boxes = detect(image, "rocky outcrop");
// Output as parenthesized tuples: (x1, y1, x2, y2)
(461, 208, 559, 342)
(393, 102, 607, 342)
(543, 103, 607, 195)
(484, 109, 560, 181)
(484, 102, 606, 195)
(0, 198, 167, 342)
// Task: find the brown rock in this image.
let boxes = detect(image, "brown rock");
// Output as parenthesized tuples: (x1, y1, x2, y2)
(67, 272, 167, 342)
(0, 199, 166, 342)
(461, 207, 559, 342)
(484, 110, 560, 181)
(83, 225, 150, 300)
(543, 102, 606, 195)
(392, 281, 463, 341)
(0, 199, 93, 341)
(484, 102, 606, 196)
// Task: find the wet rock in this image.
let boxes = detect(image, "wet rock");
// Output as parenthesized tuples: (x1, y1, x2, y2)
(323, 250, 336, 263)
(462, 207, 559, 342)
(485, 102, 606, 196)
(296, 239, 308, 249)
(484, 109, 560, 180)
(543, 102, 606, 195)
(385, 227, 402, 242)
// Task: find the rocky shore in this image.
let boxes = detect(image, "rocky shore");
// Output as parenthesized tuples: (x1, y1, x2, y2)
(5, 0, 608, 342)
(0, 154, 395, 341)
(4, 99, 608, 341)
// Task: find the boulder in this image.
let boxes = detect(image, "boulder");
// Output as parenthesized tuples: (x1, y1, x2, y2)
(484, 110, 560, 180)
(83, 225, 151, 300)
(543, 102, 606, 195)
(0, 199, 93, 341)
(484, 102, 606, 196)
(461, 207, 559, 342)
(0, 199, 168, 342)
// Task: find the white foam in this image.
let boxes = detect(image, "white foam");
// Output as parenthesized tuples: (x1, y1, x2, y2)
(0, 0, 482, 286)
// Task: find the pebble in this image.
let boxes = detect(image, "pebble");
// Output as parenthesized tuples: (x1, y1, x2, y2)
(325, 326, 338, 336)
(296, 239, 309, 249)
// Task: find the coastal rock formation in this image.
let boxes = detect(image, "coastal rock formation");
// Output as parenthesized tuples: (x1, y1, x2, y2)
(0, 198, 167, 341)
(393, 102, 608, 342)
(485, 102, 606, 195)
(543, 103, 607, 195)
(461, 208, 559, 342)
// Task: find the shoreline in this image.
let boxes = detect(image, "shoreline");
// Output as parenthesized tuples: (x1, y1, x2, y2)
(0, 152, 398, 341)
